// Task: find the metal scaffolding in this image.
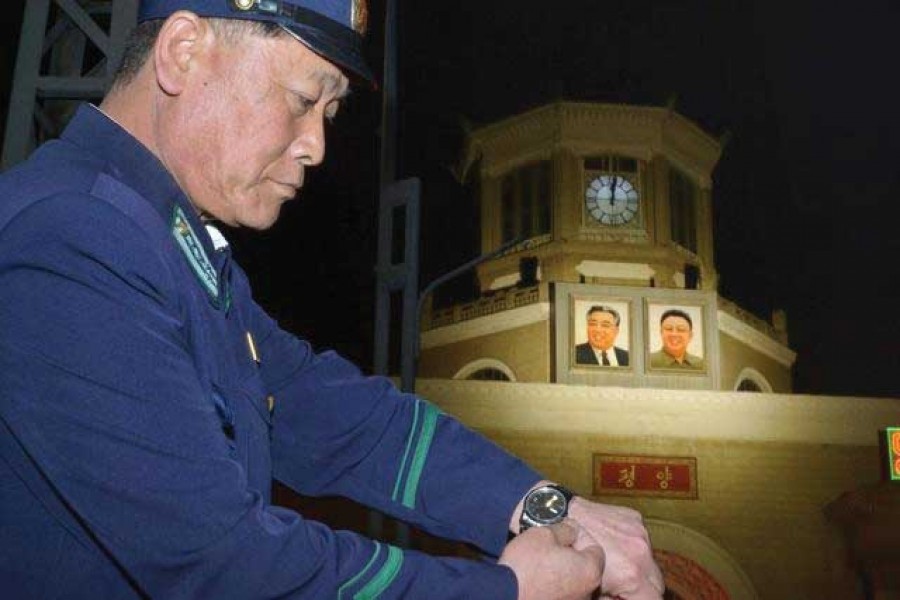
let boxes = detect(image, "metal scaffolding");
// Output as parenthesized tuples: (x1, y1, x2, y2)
(2, 0, 137, 171)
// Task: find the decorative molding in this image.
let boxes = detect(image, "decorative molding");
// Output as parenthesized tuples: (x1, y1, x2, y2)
(489, 272, 521, 290)
(421, 302, 551, 349)
(717, 310, 796, 367)
(574, 227, 651, 244)
(566, 141, 655, 164)
(575, 260, 655, 281)
(466, 102, 722, 181)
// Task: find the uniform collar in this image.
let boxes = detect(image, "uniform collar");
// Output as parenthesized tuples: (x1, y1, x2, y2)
(61, 104, 230, 309)
(63, 105, 201, 232)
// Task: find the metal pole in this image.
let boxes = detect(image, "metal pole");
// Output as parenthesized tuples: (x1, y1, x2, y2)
(379, 0, 398, 185)
(370, 0, 399, 544)
(372, 0, 398, 377)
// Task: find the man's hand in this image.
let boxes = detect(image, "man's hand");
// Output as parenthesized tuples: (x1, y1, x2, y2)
(568, 498, 664, 599)
(499, 520, 605, 600)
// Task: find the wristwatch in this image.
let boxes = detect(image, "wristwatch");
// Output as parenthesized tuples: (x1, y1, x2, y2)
(519, 484, 575, 533)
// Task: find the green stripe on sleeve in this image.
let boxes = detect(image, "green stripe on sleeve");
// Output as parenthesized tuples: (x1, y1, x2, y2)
(337, 543, 381, 600)
(391, 399, 420, 502)
(401, 402, 439, 509)
(354, 545, 404, 600)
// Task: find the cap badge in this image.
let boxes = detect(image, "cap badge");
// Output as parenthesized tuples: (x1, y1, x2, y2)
(233, 0, 255, 10)
(351, 0, 368, 35)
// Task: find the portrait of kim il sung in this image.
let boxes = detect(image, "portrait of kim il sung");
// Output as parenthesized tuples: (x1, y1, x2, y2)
(573, 301, 631, 368)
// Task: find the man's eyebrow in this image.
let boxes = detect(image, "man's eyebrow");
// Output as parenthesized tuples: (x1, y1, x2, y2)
(313, 69, 352, 100)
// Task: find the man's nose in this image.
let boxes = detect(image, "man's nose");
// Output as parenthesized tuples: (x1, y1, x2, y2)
(290, 114, 326, 166)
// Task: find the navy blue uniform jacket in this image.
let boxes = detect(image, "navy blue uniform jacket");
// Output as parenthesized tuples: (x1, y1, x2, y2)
(0, 105, 541, 599)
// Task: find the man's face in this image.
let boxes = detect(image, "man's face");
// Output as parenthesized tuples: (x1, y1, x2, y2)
(660, 315, 692, 359)
(586, 310, 619, 351)
(167, 26, 349, 229)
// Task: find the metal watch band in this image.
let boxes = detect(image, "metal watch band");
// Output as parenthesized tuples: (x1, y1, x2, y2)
(518, 483, 575, 534)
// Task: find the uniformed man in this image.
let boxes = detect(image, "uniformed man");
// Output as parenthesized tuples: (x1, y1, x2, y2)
(0, 1, 664, 598)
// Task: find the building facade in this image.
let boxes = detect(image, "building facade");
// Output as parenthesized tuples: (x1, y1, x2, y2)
(419, 102, 793, 393)
(415, 103, 899, 599)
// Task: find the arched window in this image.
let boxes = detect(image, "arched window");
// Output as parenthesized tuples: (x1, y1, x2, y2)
(467, 368, 511, 381)
(737, 379, 762, 392)
(453, 359, 516, 382)
(733, 368, 773, 393)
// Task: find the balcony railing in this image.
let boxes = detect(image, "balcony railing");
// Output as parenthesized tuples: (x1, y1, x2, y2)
(427, 285, 541, 330)
(717, 296, 787, 345)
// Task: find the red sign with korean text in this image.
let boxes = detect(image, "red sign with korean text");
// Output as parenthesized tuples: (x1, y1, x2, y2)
(593, 454, 698, 499)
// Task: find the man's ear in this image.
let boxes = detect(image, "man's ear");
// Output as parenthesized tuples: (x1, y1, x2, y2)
(153, 11, 209, 96)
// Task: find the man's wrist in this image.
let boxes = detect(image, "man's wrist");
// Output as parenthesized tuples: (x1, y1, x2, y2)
(566, 495, 588, 523)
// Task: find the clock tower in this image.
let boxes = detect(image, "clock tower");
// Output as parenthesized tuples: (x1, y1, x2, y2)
(419, 102, 794, 393)
(471, 102, 720, 293)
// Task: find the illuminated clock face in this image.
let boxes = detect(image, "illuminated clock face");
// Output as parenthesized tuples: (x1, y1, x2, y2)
(585, 175, 640, 226)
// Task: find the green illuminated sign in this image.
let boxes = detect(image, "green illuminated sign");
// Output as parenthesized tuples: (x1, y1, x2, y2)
(888, 427, 900, 482)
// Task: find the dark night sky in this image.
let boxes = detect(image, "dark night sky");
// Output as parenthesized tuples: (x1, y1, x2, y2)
(3, 1, 900, 398)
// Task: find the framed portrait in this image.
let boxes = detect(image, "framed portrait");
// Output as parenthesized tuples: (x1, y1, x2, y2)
(645, 302, 707, 374)
(554, 283, 717, 388)
(571, 298, 633, 370)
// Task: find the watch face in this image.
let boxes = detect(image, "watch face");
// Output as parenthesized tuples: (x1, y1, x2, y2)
(524, 487, 569, 525)
(585, 174, 640, 226)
